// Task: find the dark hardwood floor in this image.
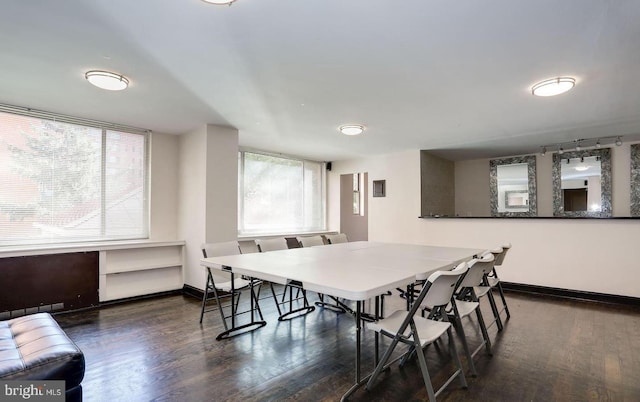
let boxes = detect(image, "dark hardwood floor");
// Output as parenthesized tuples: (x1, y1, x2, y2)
(54, 289, 640, 401)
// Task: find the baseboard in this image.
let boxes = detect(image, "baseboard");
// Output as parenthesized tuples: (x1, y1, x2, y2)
(50, 289, 183, 316)
(183, 284, 204, 300)
(502, 282, 640, 307)
(98, 289, 184, 307)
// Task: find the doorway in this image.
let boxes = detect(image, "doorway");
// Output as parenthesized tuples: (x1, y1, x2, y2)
(340, 173, 368, 241)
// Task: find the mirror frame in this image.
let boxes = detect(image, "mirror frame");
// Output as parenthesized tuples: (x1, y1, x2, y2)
(490, 155, 537, 217)
(552, 148, 611, 218)
(631, 144, 640, 217)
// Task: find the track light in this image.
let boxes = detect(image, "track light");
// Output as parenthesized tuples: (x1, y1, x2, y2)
(541, 136, 623, 155)
(541, 146, 547, 156)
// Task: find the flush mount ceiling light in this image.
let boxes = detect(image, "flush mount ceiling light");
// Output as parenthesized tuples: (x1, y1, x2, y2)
(201, 0, 237, 5)
(339, 124, 365, 136)
(531, 77, 576, 97)
(85, 70, 129, 91)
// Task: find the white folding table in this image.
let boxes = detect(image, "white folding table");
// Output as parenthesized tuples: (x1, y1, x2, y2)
(200, 241, 484, 400)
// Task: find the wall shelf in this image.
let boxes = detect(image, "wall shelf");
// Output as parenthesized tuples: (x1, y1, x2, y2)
(98, 242, 184, 302)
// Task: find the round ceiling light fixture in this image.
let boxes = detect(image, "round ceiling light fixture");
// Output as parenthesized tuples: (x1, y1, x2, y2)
(85, 70, 129, 91)
(201, 0, 237, 5)
(339, 124, 365, 136)
(531, 77, 576, 97)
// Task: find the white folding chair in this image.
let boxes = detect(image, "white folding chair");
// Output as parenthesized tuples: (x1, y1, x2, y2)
(427, 259, 493, 376)
(456, 253, 503, 332)
(200, 241, 264, 339)
(486, 243, 512, 320)
(325, 233, 348, 244)
(255, 238, 315, 320)
(365, 263, 468, 401)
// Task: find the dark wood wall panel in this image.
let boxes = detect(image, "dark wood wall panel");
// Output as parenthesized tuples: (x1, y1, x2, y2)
(0, 252, 99, 318)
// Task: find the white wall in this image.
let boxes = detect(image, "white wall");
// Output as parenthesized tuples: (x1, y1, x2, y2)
(329, 149, 640, 298)
(329, 150, 422, 242)
(149, 132, 179, 240)
(178, 125, 239, 290)
(204, 126, 238, 242)
(178, 126, 208, 288)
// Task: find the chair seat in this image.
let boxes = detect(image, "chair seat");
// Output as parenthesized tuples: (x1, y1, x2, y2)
(451, 299, 479, 319)
(214, 278, 251, 293)
(366, 310, 452, 346)
(486, 276, 499, 287)
(473, 285, 492, 298)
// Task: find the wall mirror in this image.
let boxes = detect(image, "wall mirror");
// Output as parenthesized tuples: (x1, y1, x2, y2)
(490, 155, 537, 217)
(553, 148, 611, 217)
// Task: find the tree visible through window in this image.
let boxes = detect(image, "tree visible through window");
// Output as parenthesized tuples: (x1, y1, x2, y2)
(238, 151, 326, 235)
(0, 110, 148, 245)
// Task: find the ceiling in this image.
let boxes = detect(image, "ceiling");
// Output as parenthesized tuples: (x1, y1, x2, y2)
(2, 0, 640, 162)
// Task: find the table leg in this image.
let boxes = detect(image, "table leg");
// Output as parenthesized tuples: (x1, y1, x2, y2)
(374, 296, 380, 365)
(340, 300, 365, 401)
(356, 300, 362, 381)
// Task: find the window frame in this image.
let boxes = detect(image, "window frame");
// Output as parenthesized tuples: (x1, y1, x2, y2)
(0, 104, 150, 246)
(237, 149, 327, 237)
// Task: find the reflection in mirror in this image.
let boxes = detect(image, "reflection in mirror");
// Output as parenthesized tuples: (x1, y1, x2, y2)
(490, 155, 537, 217)
(505, 190, 529, 209)
(497, 164, 529, 212)
(553, 148, 611, 217)
(560, 156, 601, 212)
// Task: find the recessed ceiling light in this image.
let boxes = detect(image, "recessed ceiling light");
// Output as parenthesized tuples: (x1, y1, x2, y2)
(85, 70, 129, 91)
(339, 124, 365, 136)
(201, 0, 237, 5)
(531, 77, 576, 97)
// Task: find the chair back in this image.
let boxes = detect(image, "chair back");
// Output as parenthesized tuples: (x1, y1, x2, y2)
(202, 241, 241, 258)
(420, 262, 468, 308)
(458, 254, 494, 288)
(492, 243, 511, 266)
(297, 235, 325, 247)
(255, 238, 288, 252)
(325, 233, 348, 244)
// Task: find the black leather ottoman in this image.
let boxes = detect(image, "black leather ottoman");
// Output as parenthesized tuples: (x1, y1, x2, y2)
(0, 313, 85, 401)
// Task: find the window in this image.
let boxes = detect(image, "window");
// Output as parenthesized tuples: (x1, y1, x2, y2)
(0, 108, 148, 245)
(352, 173, 365, 216)
(238, 151, 326, 236)
(353, 173, 360, 215)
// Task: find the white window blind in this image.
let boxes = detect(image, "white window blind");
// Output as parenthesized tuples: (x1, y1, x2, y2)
(238, 151, 326, 236)
(0, 109, 148, 245)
